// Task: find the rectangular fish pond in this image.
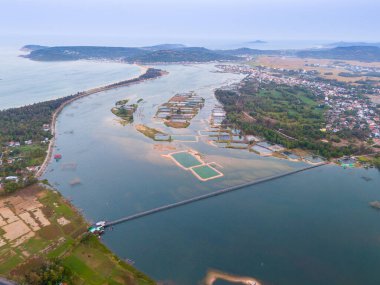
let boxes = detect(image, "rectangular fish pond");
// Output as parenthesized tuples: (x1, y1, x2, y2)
(170, 151, 203, 169)
(190, 164, 223, 181)
(171, 135, 198, 142)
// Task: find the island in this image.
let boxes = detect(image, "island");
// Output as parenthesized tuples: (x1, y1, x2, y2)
(135, 125, 171, 141)
(111, 99, 138, 124)
(155, 92, 205, 128)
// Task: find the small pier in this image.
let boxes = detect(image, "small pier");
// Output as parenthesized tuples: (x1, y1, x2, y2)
(105, 163, 327, 227)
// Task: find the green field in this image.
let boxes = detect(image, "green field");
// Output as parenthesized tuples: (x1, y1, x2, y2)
(171, 152, 202, 168)
(191, 165, 221, 180)
(62, 235, 153, 285)
(214, 80, 348, 158)
(0, 185, 155, 285)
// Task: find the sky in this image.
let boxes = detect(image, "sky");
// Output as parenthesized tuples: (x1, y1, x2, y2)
(1, 0, 379, 47)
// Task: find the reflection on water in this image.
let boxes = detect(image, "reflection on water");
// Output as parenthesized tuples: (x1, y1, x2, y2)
(0, 47, 142, 109)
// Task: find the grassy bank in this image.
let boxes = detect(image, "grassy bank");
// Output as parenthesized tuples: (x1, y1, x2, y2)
(135, 124, 170, 141)
(0, 184, 155, 285)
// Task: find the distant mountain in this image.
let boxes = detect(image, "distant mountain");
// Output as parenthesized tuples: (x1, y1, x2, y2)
(21, 45, 49, 52)
(142, 44, 186, 51)
(297, 46, 380, 62)
(246, 40, 267, 44)
(133, 47, 237, 62)
(325, 42, 380, 48)
(215, 47, 284, 56)
(21, 44, 380, 63)
(22, 45, 238, 63)
(22, 46, 147, 61)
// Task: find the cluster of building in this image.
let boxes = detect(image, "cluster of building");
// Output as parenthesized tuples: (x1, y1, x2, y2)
(215, 64, 253, 75)
(217, 64, 380, 144)
(155, 92, 204, 127)
(308, 61, 380, 74)
(210, 105, 226, 127)
(324, 94, 380, 139)
(0, 124, 51, 186)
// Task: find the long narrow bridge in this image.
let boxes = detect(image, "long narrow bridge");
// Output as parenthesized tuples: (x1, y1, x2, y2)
(106, 162, 327, 227)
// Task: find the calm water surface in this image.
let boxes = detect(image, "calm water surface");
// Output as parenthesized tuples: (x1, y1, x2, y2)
(22, 62, 380, 285)
(0, 47, 141, 109)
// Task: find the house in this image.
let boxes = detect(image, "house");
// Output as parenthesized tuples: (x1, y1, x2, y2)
(43, 124, 50, 132)
(8, 141, 20, 147)
(339, 157, 356, 168)
(5, 176, 19, 182)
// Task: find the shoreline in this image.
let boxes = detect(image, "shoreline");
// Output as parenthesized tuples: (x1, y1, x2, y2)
(35, 65, 166, 178)
(204, 269, 262, 285)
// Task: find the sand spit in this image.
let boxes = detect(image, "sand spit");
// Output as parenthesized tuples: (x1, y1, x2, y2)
(203, 269, 262, 285)
(35, 65, 165, 178)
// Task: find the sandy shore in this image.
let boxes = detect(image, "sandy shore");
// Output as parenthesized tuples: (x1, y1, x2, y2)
(35, 64, 163, 178)
(203, 269, 262, 285)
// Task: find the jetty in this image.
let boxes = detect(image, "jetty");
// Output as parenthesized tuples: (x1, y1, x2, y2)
(105, 162, 327, 227)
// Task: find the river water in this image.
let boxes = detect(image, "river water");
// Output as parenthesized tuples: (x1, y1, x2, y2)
(38, 64, 380, 285)
(2, 50, 380, 284)
(0, 47, 141, 109)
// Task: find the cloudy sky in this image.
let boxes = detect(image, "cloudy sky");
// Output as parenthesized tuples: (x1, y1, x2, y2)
(1, 0, 379, 46)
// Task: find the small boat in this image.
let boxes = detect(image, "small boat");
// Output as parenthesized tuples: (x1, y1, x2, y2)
(54, 154, 62, 160)
(95, 221, 107, 227)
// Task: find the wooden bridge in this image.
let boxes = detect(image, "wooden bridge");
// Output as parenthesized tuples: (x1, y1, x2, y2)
(106, 162, 327, 227)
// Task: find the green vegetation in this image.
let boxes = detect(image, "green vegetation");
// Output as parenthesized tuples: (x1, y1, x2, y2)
(25, 46, 238, 63)
(0, 185, 155, 285)
(135, 125, 170, 141)
(0, 97, 71, 144)
(215, 80, 363, 158)
(111, 104, 137, 123)
(338, 72, 360, 77)
(0, 68, 163, 145)
(297, 46, 380, 62)
(1, 144, 47, 177)
(364, 72, 380, 77)
(115, 99, 129, 106)
(61, 235, 154, 285)
(1, 68, 165, 186)
(23, 260, 72, 285)
(357, 154, 380, 170)
(164, 121, 190, 128)
(339, 71, 380, 78)
(1, 177, 37, 195)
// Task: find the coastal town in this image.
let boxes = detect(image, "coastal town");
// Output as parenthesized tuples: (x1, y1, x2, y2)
(215, 64, 380, 146)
